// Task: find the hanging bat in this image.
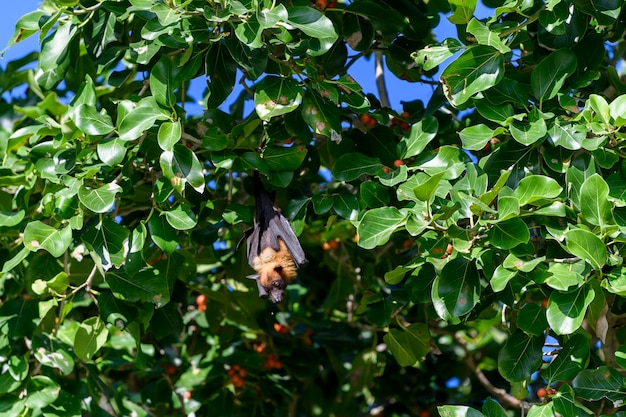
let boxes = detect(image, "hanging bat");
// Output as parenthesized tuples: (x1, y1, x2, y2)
(239, 172, 307, 303)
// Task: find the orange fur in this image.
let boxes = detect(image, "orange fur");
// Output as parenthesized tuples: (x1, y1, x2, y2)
(252, 238, 297, 288)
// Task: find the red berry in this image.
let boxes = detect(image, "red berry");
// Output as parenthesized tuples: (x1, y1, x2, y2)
(537, 387, 547, 398)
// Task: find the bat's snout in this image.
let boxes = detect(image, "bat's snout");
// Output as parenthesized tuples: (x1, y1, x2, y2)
(265, 280, 286, 303)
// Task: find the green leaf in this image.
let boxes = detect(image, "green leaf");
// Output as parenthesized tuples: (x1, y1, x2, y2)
(511, 175, 562, 206)
(459, 124, 495, 151)
(160, 144, 205, 194)
(579, 174, 614, 228)
(107, 267, 170, 306)
(343, 13, 375, 52)
(74, 317, 109, 362)
(436, 258, 481, 317)
(544, 333, 590, 383)
(254, 76, 303, 121)
(344, 0, 406, 37)
(490, 265, 517, 292)
(526, 403, 555, 417)
(488, 218, 530, 249)
(25, 376, 60, 409)
(357, 207, 406, 249)
(150, 55, 181, 108)
(552, 385, 594, 417)
(74, 104, 114, 136)
(164, 204, 197, 230)
(467, 18, 510, 53)
(572, 366, 626, 402)
(97, 138, 126, 166)
(447, 0, 477, 24)
(565, 229, 607, 271)
(531, 48, 577, 102)
(78, 182, 122, 213)
(509, 109, 547, 146)
(438, 405, 483, 417)
(6, 10, 46, 49)
(383, 323, 430, 367)
(23, 222, 72, 258)
(287, 7, 338, 56)
(548, 119, 585, 150)
(263, 145, 308, 171)
(482, 398, 507, 417)
(360, 181, 390, 208)
(333, 192, 360, 219)
(0, 210, 25, 227)
(157, 121, 181, 152)
(117, 97, 169, 141)
(334, 153, 383, 182)
(398, 116, 438, 159)
(301, 90, 341, 140)
(148, 214, 179, 254)
(546, 284, 595, 335)
(498, 331, 543, 382)
(414, 38, 463, 71)
(517, 303, 548, 336)
(441, 45, 504, 107)
(82, 218, 129, 272)
(206, 42, 238, 109)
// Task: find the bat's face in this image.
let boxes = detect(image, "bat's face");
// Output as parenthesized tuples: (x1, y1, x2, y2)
(260, 267, 287, 304)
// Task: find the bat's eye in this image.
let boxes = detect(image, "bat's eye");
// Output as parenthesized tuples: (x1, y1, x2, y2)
(274, 265, 283, 272)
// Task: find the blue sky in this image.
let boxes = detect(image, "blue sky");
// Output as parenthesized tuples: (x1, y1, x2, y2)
(0, 2, 478, 113)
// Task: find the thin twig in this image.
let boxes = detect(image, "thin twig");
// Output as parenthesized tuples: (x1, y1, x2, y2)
(453, 333, 531, 412)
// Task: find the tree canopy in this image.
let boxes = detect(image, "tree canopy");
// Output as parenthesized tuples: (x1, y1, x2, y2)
(1, 0, 626, 416)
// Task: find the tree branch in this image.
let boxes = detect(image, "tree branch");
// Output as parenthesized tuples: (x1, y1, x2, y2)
(374, 51, 390, 109)
(453, 333, 531, 412)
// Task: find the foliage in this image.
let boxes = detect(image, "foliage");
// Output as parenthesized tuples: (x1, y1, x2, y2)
(1, 0, 626, 416)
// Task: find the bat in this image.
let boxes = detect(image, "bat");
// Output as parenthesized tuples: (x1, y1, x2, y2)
(239, 172, 306, 303)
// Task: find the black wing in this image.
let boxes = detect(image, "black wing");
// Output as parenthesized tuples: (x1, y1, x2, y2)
(245, 173, 307, 268)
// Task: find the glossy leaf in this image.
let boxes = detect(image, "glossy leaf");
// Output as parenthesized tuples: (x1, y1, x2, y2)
(441, 45, 504, 107)
(531, 49, 577, 101)
(78, 182, 121, 213)
(334, 153, 383, 182)
(164, 204, 197, 230)
(255, 76, 303, 121)
(357, 207, 406, 249)
(546, 284, 595, 335)
(23, 222, 72, 258)
(512, 175, 562, 206)
(488, 218, 529, 249)
(498, 331, 543, 382)
(572, 366, 626, 402)
(160, 144, 205, 194)
(436, 258, 480, 318)
(579, 174, 614, 228)
(117, 97, 169, 141)
(82, 218, 129, 271)
(544, 333, 590, 382)
(414, 38, 463, 71)
(107, 267, 170, 306)
(383, 323, 430, 367)
(74, 317, 109, 362)
(517, 303, 548, 336)
(565, 229, 607, 271)
(74, 104, 114, 135)
(157, 121, 181, 152)
(399, 116, 438, 159)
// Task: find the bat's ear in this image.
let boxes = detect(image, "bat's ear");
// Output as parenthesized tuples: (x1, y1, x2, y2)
(247, 274, 269, 298)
